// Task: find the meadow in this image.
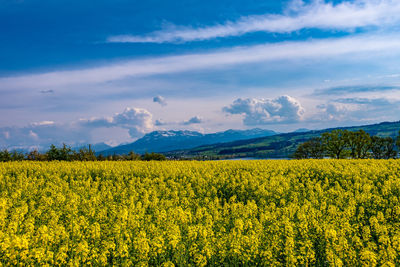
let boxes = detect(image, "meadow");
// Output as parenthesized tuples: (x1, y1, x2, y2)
(0, 160, 400, 266)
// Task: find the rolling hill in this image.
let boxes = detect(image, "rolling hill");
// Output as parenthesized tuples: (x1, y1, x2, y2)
(166, 121, 400, 159)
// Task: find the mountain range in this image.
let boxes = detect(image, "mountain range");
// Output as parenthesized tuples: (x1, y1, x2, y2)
(98, 128, 277, 155)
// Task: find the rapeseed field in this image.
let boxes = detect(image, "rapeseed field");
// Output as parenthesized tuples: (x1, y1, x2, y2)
(0, 160, 399, 266)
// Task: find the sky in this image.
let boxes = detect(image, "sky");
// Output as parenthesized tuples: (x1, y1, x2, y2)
(2, 0, 400, 149)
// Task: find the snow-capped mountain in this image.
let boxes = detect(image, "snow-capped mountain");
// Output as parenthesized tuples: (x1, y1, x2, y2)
(98, 128, 277, 155)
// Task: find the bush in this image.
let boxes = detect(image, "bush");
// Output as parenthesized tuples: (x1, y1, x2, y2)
(142, 152, 166, 161)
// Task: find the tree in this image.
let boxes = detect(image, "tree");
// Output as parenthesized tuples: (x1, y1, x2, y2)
(111, 153, 124, 161)
(96, 154, 106, 161)
(396, 131, 400, 157)
(46, 144, 74, 161)
(382, 137, 397, 159)
(76, 145, 97, 161)
(371, 136, 396, 159)
(294, 137, 324, 159)
(127, 151, 141, 160)
(46, 145, 60, 161)
(321, 130, 348, 159)
(344, 130, 371, 159)
(10, 150, 25, 161)
(27, 149, 47, 161)
(0, 149, 11, 162)
(370, 136, 386, 159)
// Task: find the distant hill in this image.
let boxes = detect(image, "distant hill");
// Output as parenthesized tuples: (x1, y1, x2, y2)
(293, 128, 311, 133)
(166, 121, 400, 159)
(98, 128, 277, 155)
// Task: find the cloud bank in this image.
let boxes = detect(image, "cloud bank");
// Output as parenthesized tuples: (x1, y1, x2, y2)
(107, 0, 400, 43)
(223, 95, 304, 125)
(0, 122, 90, 150)
(0, 107, 154, 150)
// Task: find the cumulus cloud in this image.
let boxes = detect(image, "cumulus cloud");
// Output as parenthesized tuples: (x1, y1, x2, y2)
(182, 116, 203, 125)
(153, 95, 167, 106)
(317, 97, 400, 122)
(317, 103, 355, 121)
(223, 95, 304, 125)
(107, 0, 400, 43)
(80, 107, 153, 138)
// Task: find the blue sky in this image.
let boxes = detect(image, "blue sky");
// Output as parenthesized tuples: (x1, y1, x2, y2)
(2, 0, 400, 149)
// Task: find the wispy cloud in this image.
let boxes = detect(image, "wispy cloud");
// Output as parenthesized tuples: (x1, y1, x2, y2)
(313, 84, 400, 96)
(107, 0, 400, 44)
(3, 33, 400, 90)
(152, 116, 204, 126)
(333, 97, 394, 106)
(40, 89, 54, 94)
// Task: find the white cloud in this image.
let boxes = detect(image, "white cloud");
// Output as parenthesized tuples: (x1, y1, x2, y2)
(80, 107, 154, 138)
(0, 123, 91, 150)
(115, 108, 154, 137)
(316, 97, 400, 122)
(153, 95, 167, 106)
(28, 130, 39, 140)
(3, 33, 400, 90)
(0, 107, 154, 150)
(317, 102, 355, 121)
(223, 95, 304, 125)
(107, 0, 400, 43)
(31, 121, 55, 126)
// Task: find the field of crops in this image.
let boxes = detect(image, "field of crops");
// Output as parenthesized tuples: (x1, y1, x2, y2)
(1, 160, 400, 266)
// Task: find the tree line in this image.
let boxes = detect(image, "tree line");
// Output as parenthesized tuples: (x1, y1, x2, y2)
(294, 129, 400, 159)
(0, 144, 166, 162)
